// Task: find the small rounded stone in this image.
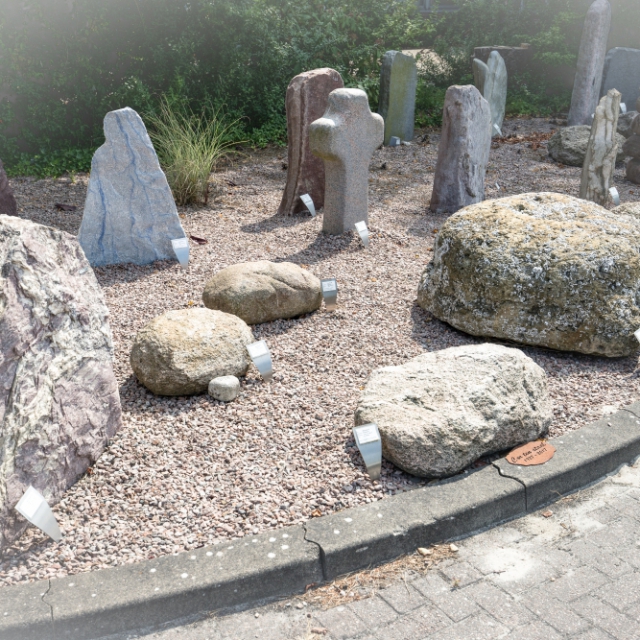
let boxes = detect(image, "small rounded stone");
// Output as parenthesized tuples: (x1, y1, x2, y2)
(208, 376, 240, 402)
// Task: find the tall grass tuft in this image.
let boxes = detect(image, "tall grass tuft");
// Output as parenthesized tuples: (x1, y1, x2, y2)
(146, 98, 240, 206)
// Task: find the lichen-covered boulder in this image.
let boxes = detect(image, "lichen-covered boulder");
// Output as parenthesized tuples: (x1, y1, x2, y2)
(548, 125, 625, 166)
(355, 344, 551, 478)
(130, 308, 254, 395)
(417, 193, 640, 357)
(202, 261, 322, 325)
(612, 202, 640, 218)
(0, 216, 122, 549)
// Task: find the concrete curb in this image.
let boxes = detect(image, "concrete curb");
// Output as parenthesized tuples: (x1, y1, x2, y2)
(2, 404, 640, 639)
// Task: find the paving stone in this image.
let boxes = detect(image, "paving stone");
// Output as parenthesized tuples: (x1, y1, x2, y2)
(609, 493, 640, 521)
(587, 517, 639, 549)
(597, 571, 640, 610)
(571, 594, 638, 640)
(411, 571, 453, 599)
(424, 612, 508, 640)
(428, 586, 479, 622)
(348, 595, 398, 627)
(541, 565, 609, 602)
(312, 606, 368, 640)
(565, 538, 633, 578)
(438, 561, 483, 589)
(382, 604, 451, 639)
(573, 629, 617, 640)
(590, 504, 625, 524)
(378, 581, 428, 614)
(216, 610, 305, 640)
(461, 581, 535, 628)
(507, 621, 563, 640)
(524, 586, 591, 635)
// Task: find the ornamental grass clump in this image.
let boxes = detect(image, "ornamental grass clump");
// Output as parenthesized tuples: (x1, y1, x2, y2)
(146, 98, 239, 206)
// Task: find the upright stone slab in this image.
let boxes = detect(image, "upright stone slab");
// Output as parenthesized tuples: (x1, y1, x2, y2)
(430, 85, 492, 215)
(309, 89, 384, 235)
(277, 68, 344, 216)
(600, 48, 640, 110)
(378, 50, 418, 145)
(567, 0, 612, 126)
(78, 107, 186, 267)
(0, 159, 17, 217)
(580, 89, 621, 206)
(473, 51, 507, 137)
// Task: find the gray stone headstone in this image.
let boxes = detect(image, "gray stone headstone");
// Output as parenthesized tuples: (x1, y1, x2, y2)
(309, 89, 384, 235)
(378, 50, 418, 145)
(568, 0, 612, 126)
(78, 107, 186, 267)
(430, 85, 492, 214)
(600, 48, 640, 112)
(473, 51, 507, 138)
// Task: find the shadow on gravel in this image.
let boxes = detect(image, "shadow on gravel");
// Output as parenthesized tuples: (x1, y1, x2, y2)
(279, 232, 359, 265)
(240, 210, 314, 234)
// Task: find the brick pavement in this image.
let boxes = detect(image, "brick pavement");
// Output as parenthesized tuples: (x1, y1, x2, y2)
(128, 461, 640, 640)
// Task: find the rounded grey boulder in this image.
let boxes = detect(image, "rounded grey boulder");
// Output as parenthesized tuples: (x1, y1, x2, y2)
(208, 375, 240, 402)
(548, 125, 625, 166)
(130, 308, 254, 396)
(355, 344, 551, 478)
(202, 261, 322, 325)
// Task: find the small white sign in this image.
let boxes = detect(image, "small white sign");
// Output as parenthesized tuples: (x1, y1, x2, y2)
(171, 237, 190, 269)
(300, 194, 316, 217)
(354, 424, 380, 446)
(355, 221, 370, 248)
(621, 102, 628, 114)
(493, 123, 502, 136)
(171, 237, 189, 249)
(389, 136, 401, 147)
(634, 328, 640, 344)
(17, 487, 42, 519)
(354, 221, 368, 233)
(322, 279, 337, 293)
(15, 486, 62, 542)
(609, 187, 621, 206)
(247, 340, 269, 359)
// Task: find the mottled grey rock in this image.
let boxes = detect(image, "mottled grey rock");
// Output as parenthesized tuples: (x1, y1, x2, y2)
(548, 125, 625, 166)
(78, 107, 186, 267)
(208, 376, 240, 402)
(354, 344, 551, 478)
(617, 110, 638, 138)
(202, 261, 322, 325)
(627, 158, 640, 184)
(378, 51, 417, 145)
(623, 134, 640, 158)
(473, 51, 507, 136)
(568, 0, 611, 126)
(130, 309, 254, 396)
(600, 47, 640, 111)
(612, 201, 640, 217)
(580, 89, 621, 206)
(0, 159, 17, 217)
(309, 89, 384, 234)
(430, 85, 492, 214)
(418, 192, 640, 358)
(277, 69, 344, 216)
(0, 216, 122, 549)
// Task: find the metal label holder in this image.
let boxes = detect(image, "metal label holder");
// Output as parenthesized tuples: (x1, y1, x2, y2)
(621, 103, 628, 114)
(609, 187, 621, 206)
(300, 194, 316, 217)
(247, 340, 273, 381)
(493, 123, 503, 136)
(171, 237, 190, 269)
(353, 423, 382, 480)
(321, 278, 338, 311)
(354, 221, 369, 248)
(388, 136, 401, 147)
(15, 486, 62, 542)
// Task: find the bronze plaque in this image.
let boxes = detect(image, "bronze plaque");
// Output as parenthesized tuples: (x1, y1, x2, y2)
(507, 440, 556, 466)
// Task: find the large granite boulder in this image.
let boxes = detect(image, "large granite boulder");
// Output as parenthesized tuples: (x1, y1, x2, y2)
(0, 159, 17, 217)
(0, 216, 122, 549)
(355, 344, 551, 478)
(548, 125, 625, 166)
(612, 202, 640, 218)
(417, 193, 640, 358)
(202, 261, 322, 325)
(130, 308, 254, 396)
(78, 107, 187, 267)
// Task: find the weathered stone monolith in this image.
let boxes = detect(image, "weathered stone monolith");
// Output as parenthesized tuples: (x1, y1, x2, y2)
(580, 89, 621, 206)
(309, 89, 384, 235)
(277, 68, 344, 216)
(600, 48, 640, 110)
(78, 107, 186, 267)
(567, 0, 612, 126)
(473, 50, 507, 137)
(430, 85, 492, 214)
(378, 51, 418, 145)
(0, 159, 17, 217)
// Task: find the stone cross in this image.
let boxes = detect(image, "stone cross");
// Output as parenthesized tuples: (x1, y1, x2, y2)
(430, 85, 492, 214)
(309, 89, 384, 235)
(580, 88, 621, 206)
(568, 0, 611, 126)
(378, 51, 418, 145)
(473, 50, 507, 137)
(78, 107, 186, 267)
(277, 68, 344, 216)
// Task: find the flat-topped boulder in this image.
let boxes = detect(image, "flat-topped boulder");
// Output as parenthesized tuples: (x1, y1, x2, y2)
(548, 125, 625, 166)
(355, 344, 551, 478)
(202, 261, 322, 325)
(418, 193, 640, 357)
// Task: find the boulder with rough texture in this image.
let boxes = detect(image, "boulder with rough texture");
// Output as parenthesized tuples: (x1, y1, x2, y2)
(202, 261, 322, 325)
(208, 376, 240, 402)
(627, 159, 640, 184)
(548, 125, 625, 166)
(309, 89, 384, 234)
(130, 308, 254, 396)
(378, 50, 417, 145)
(418, 192, 640, 358)
(277, 69, 344, 216)
(617, 110, 638, 138)
(473, 51, 507, 136)
(623, 134, 640, 158)
(568, 0, 611, 126)
(0, 160, 17, 217)
(354, 344, 551, 478)
(430, 85, 492, 214)
(0, 216, 122, 549)
(600, 47, 640, 110)
(580, 89, 621, 206)
(612, 202, 640, 217)
(78, 107, 187, 267)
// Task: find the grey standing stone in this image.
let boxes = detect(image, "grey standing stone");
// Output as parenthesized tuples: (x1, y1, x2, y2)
(309, 89, 384, 235)
(277, 68, 344, 216)
(567, 0, 612, 126)
(600, 48, 640, 111)
(430, 85, 492, 214)
(580, 89, 621, 206)
(0, 159, 17, 217)
(378, 50, 418, 145)
(78, 107, 186, 267)
(473, 51, 507, 137)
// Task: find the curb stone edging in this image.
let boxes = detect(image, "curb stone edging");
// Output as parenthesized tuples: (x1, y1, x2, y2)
(2, 404, 640, 639)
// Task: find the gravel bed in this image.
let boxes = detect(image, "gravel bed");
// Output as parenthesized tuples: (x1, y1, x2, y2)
(1, 117, 639, 588)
